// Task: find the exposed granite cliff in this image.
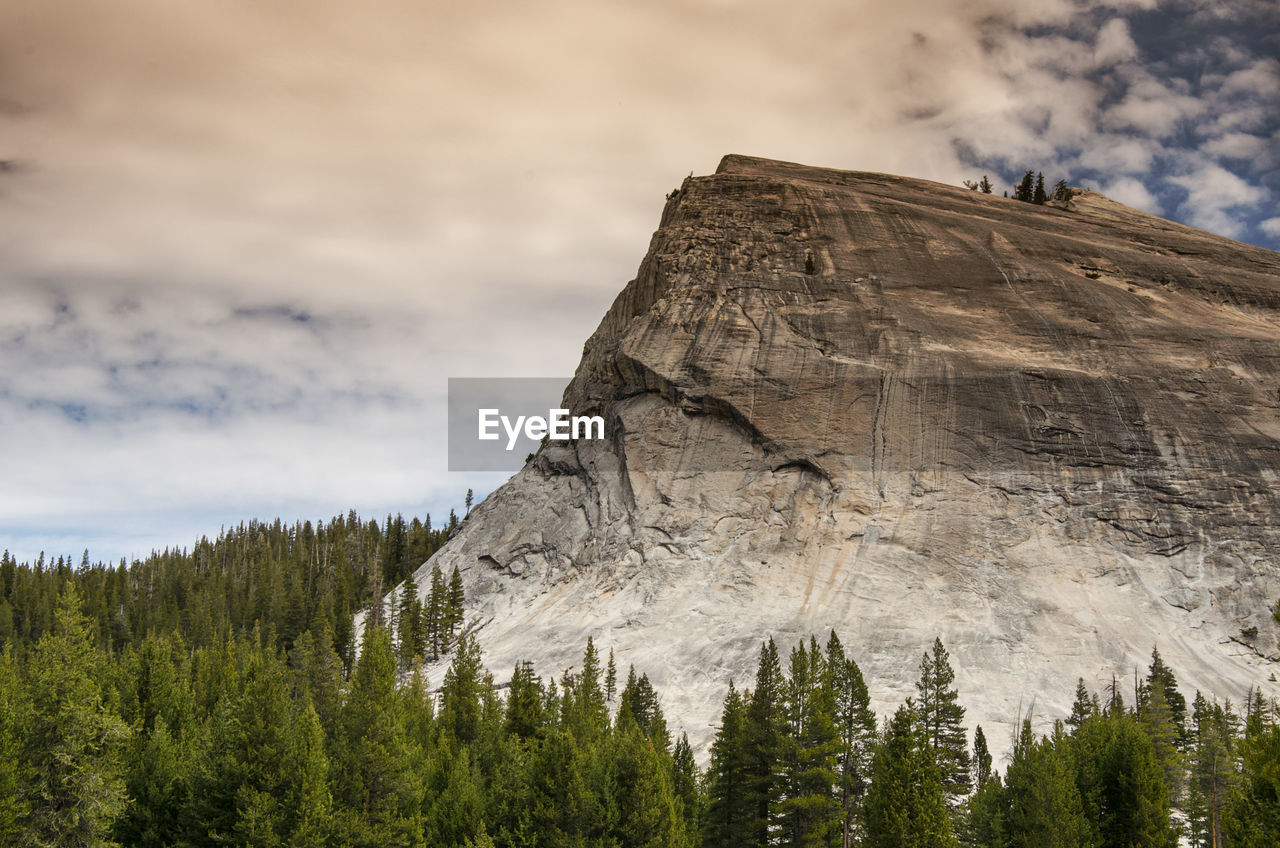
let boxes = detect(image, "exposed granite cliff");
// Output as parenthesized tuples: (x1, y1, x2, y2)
(415, 155, 1280, 751)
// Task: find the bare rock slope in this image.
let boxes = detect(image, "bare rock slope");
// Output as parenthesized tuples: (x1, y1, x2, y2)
(422, 155, 1280, 750)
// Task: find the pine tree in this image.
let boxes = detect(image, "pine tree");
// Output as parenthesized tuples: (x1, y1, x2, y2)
(464, 825, 498, 848)
(1073, 710, 1177, 848)
(383, 513, 406, 584)
(609, 716, 689, 848)
(116, 634, 202, 848)
(440, 633, 486, 747)
(1224, 698, 1280, 848)
(1002, 720, 1091, 848)
(445, 566, 466, 643)
(916, 637, 971, 802)
(0, 650, 29, 846)
(826, 632, 877, 848)
(672, 732, 701, 838)
(1136, 649, 1187, 806)
(561, 637, 609, 744)
(333, 625, 425, 845)
(505, 660, 545, 740)
(21, 585, 130, 848)
(402, 664, 436, 753)
(425, 564, 445, 661)
(1015, 170, 1035, 202)
(979, 175, 993, 194)
(1052, 179, 1070, 201)
(963, 772, 1005, 848)
(119, 718, 192, 848)
(1033, 172, 1047, 204)
(397, 575, 422, 670)
(288, 617, 345, 735)
(527, 729, 600, 845)
(620, 668, 671, 753)
(775, 639, 842, 848)
(1137, 677, 1185, 803)
(1185, 692, 1238, 848)
(864, 703, 958, 848)
(606, 648, 618, 704)
(704, 682, 753, 848)
(287, 700, 333, 847)
(200, 641, 310, 846)
(422, 747, 486, 848)
(1067, 678, 1098, 733)
(972, 726, 992, 788)
(744, 638, 785, 846)
(1142, 647, 1187, 739)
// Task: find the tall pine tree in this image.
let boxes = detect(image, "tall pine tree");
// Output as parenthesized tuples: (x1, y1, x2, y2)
(744, 638, 786, 847)
(774, 639, 841, 848)
(864, 702, 958, 848)
(916, 637, 971, 803)
(21, 586, 130, 848)
(704, 682, 753, 848)
(826, 631, 877, 848)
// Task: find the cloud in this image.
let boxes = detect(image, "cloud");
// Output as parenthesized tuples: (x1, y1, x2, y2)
(1101, 73, 1204, 137)
(1260, 218, 1280, 238)
(1074, 136, 1158, 174)
(0, 0, 1275, 560)
(1217, 58, 1280, 97)
(1100, 176, 1163, 214)
(1093, 18, 1139, 66)
(1202, 132, 1269, 160)
(1169, 161, 1266, 238)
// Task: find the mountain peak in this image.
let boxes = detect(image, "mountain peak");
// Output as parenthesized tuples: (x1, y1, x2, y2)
(409, 156, 1280, 757)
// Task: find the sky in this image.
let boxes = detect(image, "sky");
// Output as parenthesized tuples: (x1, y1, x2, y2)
(1, 0, 1277, 563)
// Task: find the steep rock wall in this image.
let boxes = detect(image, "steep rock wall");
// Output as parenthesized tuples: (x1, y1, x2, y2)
(412, 155, 1280, 751)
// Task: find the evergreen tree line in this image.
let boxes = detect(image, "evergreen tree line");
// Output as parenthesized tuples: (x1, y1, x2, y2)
(963, 171, 1071, 204)
(701, 638, 1280, 848)
(0, 584, 702, 848)
(2, 567, 1278, 846)
(0, 505, 461, 670)
(1011, 170, 1069, 205)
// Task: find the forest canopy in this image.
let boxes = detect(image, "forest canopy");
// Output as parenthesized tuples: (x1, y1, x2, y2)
(1, 507, 1278, 847)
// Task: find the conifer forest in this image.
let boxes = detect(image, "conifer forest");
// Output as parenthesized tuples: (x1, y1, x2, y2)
(1, 505, 1278, 847)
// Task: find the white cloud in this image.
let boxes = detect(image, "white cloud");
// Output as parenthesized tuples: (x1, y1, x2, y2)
(1260, 217, 1280, 238)
(1074, 135, 1158, 173)
(1102, 72, 1204, 137)
(1093, 18, 1138, 67)
(1169, 161, 1266, 238)
(1100, 176, 1163, 214)
(1203, 132, 1268, 159)
(1218, 58, 1280, 96)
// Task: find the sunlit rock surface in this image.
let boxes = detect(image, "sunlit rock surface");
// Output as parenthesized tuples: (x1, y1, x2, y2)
(414, 155, 1280, 754)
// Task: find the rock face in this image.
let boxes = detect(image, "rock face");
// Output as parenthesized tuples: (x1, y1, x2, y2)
(418, 155, 1280, 753)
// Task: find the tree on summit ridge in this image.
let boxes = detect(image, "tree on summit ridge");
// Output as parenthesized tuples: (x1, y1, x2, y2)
(1015, 170, 1036, 202)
